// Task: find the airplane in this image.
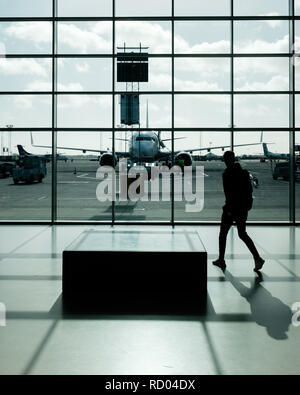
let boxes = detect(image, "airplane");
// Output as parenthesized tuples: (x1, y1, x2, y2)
(17, 144, 68, 162)
(262, 143, 289, 161)
(29, 131, 263, 169)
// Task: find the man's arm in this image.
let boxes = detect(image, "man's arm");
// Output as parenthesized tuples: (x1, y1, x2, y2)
(222, 172, 232, 211)
(243, 170, 253, 210)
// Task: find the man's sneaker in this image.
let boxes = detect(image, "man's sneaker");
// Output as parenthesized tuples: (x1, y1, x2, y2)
(212, 258, 226, 270)
(254, 257, 265, 272)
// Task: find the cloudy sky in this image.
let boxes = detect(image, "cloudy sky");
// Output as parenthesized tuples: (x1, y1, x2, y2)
(0, 0, 299, 156)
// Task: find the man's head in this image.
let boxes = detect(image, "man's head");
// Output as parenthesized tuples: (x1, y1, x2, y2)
(223, 150, 236, 167)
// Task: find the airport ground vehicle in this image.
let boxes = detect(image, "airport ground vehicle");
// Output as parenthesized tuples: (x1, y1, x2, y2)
(0, 162, 14, 178)
(12, 156, 47, 184)
(273, 162, 300, 181)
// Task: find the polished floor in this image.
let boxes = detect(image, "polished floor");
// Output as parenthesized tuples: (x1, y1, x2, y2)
(0, 225, 299, 375)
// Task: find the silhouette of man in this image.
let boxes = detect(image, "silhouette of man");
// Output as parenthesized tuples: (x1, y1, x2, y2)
(213, 151, 265, 272)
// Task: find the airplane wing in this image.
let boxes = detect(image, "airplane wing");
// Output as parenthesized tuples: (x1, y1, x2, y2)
(30, 133, 129, 157)
(173, 142, 262, 155)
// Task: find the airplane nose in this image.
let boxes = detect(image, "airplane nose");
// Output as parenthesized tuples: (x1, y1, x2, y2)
(137, 143, 154, 159)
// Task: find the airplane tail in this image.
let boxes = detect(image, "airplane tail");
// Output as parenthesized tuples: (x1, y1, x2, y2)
(260, 131, 263, 143)
(17, 145, 31, 156)
(262, 142, 269, 157)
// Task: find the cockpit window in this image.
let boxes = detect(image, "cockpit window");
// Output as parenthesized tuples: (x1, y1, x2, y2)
(136, 137, 155, 142)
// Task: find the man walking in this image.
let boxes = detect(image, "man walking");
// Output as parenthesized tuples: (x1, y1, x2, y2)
(213, 151, 265, 272)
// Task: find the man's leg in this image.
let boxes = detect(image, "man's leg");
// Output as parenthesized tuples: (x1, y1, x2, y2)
(219, 210, 233, 261)
(235, 212, 260, 259)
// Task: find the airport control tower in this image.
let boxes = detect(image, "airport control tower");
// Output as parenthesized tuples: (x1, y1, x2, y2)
(117, 44, 149, 127)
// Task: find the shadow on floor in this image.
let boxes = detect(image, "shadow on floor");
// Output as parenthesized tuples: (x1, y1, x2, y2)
(49, 293, 213, 319)
(225, 270, 292, 340)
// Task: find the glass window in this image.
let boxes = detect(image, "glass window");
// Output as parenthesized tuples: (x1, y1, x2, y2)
(114, 131, 172, 222)
(234, 95, 289, 128)
(0, 131, 51, 220)
(234, 131, 289, 221)
(175, 95, 231, 128)
(57, 22, 112, 54)
(234, 0, 289, 16)
(58, 0, 111, 17)
(116, 21, 171, 54)
(235, 58, 289, 91)
(0, 95, 52, 127)
(0, 0, 52, 17)
(296, 21, 300, 86)
(0, 58, 52, 92)
(57, 58, 112, 92)
(174, 132, 230, 221)
(57, 95, 112, 128)
(296, 95, 300, 128)
(175, 21, 230, 54)
(0, 22, 52, 55)
(115, 94, 172, 129)
(175, 58, 231, 91)
(175, 0, 230, 16)
(234, 21, 289, 53)
(296, 132, 300, 222)
(57, 131, 112, 221)
(116, 0, 171, 17)
(296, 0, 300, 15)
(115, 57, 172, 92)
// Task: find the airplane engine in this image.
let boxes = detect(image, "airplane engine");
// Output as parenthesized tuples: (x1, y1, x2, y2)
(99, 153, 117, 167)
(175, 152, 193, 167)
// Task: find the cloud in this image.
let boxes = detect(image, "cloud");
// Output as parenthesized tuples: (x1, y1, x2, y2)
(0, 42, 6, 57)
(4, 22, 51, 44)
(149, 73, 171, 90)
(175, 58, 230, 74)
(0, 58, 48, 77)
(25, 81, 84, 92)
(116, 21, 171, 53)
(236, 34, 289, 53)
(58, 23, 111, 53)
(237, 75, 289, 91)
(259, 13, 283, 29)
(174, 78, 220, 91)
(75, 62, 90, 73)
(175, 36, 230, 54)
(13, 95, 34, 109)
(235, 57, 287, 76)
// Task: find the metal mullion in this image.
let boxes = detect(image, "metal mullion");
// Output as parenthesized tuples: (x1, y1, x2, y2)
(112, 0, 115, 226)
(230, 0, 234, 150)
(0, 92, 53, 95)
(51, 0, 58, 224)
(1, 16, 300, 22)
(56, 54, 113, 58)
(4, 53, 293, 58)
(1, 127, 298, 132)
(171, 0, 175, 226)
(5, 54, 52, 58)
(0, 127, 297, 132)
(289, 0, 296, 223)
(0, 17, 53, 22)
(0, 90, 295, 96)
(0, 220, 297, 226)
(0, 90, 294, 95)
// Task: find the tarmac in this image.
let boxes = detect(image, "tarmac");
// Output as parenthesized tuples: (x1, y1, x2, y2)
(0, 159, 299, 221)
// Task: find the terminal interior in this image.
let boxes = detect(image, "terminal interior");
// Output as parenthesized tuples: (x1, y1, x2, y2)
(0, 0, 300, 375)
